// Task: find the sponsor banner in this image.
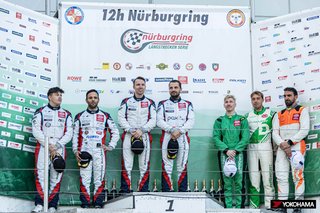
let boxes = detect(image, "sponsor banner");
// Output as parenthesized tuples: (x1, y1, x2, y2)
(60, 2, 252, 110)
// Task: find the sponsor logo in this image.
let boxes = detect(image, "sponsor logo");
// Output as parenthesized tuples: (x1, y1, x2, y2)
(113, 62, 121, 70)
(227, 9, 246, 27)
(15, 97, 25, 103)
(28, 17, 37, 24)
(19, 24, 26, 28)
(12, 31, 23, 37)
(0, 101, 8, 108)
(156, 63, 168, 70)
(0, 8, 9, 14)
(307, 15, 319, 21)
(173, 63, 180, 70)
(0, 82, 8, 89)
(294, 54, 302, 59)
(0, 62, 8, 70)
(11, 49, 22, 55)
(309, 32, 319, 38)
(271, 200, 316, 209)
(261, 61, 270, 66)
(262, 79, 271, 84)
(212, 78, 224, 83)
(40, 75, 51, 81)
(96, 114, 104, 122)
(29, 137, 36, 143)
(120, 29, 193, 53)
(0, 45, 6, 50)
(11, 67, 21, 74)
(135, 64, 151, 70)
(24, 107, 35, 115)
(16, 12, 22, 19)
(112, 77, 126, 82)
(311, 87, 320, 91)
(0, 27, 8, 32)
(89, 76, 107, 82)
(277, 40, 285, 45)
(274, 23, 286, 28)
(24, 89, 36, 97)
(311, 68, 320, 73)
(155, 77, 173, 82)
(26, 53, 37, 59)
(43, 57, 48, 64)
(186, 63, 193, 71)
(42, 40, 50, 46)
(9, 85, 23, 93)
(308, 50, 320, 56)
(42, 22, 51, 27)
(8, 103, 22, 112)
(0, 139, 6, 147)
(1, 131, 11, 137)
(44, 68, 51, 72)
(265, 96, 271, 102)
(291, 37, 303, 42)
(292, 18, 301, 24)
(32, 46, 39, 51)
(260, 43, 271, 48)
(67, 76, 82, 82)
(304, 62, 312, 66)
(293, 72, 305, 76)
(17, 78, 25, 84)
(125, 62, 132, 70)
(25, 71, 36, 77)
(199, 63, 206, 71)
(276, 57, 287, 62)
(229, 79, 246, 83)
(260, 27, 268, 31)
(141, 102, 148, 108)
(313, 124, 320, 130)
(178, 76, 188, 84)
(8, 122, 22, 131)
(212, 63, 219, 71)
(30, 100, 39, 106)
(193, 78, 206, 83)
(279, 95, 284, 99)
(8, 141, 22, 150)
(2, 93, 11, 99)
(23, 144, 36, 153)
(29, 35, 35, 41)
(110, 90, 123, 94)
(273, 33, 280, 37)
(234, 120, 241, 126)
(0, 120, 7, 127)
(65, 6, 84, 25)
(15, 115, 25, 121)
(208, 90, 219, 94)
(308, 134, 318, 140)
(278, 75, 288, 80)
(276, 86, 283, 89)
(260, 71, 267, 74)
(1, 112, 11, 118)
(288, 47, 296, 51)
(193, 90, 204, 94)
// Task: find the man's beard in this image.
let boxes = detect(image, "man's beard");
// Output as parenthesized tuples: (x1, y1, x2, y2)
(170, 93, 180, 99)
(285, 100, 293, 107)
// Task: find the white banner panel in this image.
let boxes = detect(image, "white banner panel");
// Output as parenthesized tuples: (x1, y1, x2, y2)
(60, 2, 252, 116)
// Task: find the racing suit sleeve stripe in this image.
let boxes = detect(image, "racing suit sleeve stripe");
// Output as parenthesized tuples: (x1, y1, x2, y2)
(57, 112, 73, 147)
(179, 102, 195, 134)
(72, 113, 81, 153)
(272, 112, 283, 145)
(106, 115, 120, 149)
(213, 118, 228, 151)
(156, 101, 172, 132)
(235, 118, 250, 152)
(118, 98, 132, 132)
(142, 100, 156, 133)
(290, 107, 310, 143)
(32, 108, 45, 146)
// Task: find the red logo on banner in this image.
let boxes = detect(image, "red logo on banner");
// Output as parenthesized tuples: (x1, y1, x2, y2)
(178, 76, 188, 84)
(16, 12, 22, 19)
(43, 57, 48, 64)
(29, 35, 35, 41)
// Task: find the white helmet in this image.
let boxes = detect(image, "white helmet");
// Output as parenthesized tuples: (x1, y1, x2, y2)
(223, 157, 237, 177)
(290, 150, 304, 171)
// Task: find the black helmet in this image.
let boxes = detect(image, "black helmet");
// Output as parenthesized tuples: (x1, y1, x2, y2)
(78, 151, 92, 168)
(131, 137, 144, 155)
(167, 139, 179, 159)
(51, 153, 65, 173)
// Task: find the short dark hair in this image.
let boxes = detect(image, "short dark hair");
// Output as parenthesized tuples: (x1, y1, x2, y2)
(47, 87, 64, 97)
(284, 87, 298, 96)
(169, 80, 182, 89)
(86, 89, 99, 99)
(250, 91, 264, 99)
(133, 76, 146, 85)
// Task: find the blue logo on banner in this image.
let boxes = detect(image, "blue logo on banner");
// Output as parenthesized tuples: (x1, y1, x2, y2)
(11, 49, 22, 55)
(40, 75, 51, 81)
(65, 6, 84, 25)
(26, 53, 37, 59)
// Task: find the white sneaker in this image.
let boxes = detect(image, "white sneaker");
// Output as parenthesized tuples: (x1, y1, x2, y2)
(48, 207, 56, 213)
(31, 205, 43, 213)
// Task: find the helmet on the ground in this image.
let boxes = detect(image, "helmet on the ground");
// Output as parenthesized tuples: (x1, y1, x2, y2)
(51, 153, 65, 173)
(78, 151, 92, 168)
(167, 139, 179, 159)
(290, 150, 304, 170)
(131, 137, 144, 155)
(223, 157, 237, 177)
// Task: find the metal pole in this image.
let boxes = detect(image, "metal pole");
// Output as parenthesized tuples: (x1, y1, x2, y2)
(288, 0, 291, 13)
(44, 137, 49, 212)
(250, 0, 255, 23)
(45, 0, 51, 16)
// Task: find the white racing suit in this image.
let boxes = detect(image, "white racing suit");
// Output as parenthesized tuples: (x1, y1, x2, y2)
(272, 105, 310, 200)
(118, 95, 156, 192)
(246, 107, 275, 208)
(157, 97, 195, 192)
(72, 108, 119, 207)
(32, 104, 73, 209)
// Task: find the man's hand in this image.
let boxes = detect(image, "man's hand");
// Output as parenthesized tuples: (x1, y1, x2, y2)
(49, 144, 57, 157)
(171, 130, 181, 140)
(132, 129, 143, 139)
(102, 145, 113, 152)
(75, 151, 81, 163)
(284, 147, 292, 158)
(280, 141, 291, 150)
(226, 150, 236, 158)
